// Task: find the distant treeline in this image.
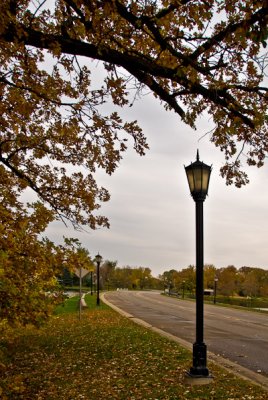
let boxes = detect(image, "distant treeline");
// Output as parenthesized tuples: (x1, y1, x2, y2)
(61, 262, 268, 298)
(160, 265, 268, 298)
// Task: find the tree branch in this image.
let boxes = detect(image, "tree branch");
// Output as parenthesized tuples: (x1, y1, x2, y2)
(0, 76, 76, 106)
(0, 18, 259, 128)
(191, 5, 268, 60)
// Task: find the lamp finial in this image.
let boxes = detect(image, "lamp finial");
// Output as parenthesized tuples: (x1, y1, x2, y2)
(196, 149, 200, 161)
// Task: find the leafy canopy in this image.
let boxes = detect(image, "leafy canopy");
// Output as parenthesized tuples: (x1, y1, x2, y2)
(0, 182, 62, 326)
(0, 180, 94, 327)
(1, 1, 267, 215)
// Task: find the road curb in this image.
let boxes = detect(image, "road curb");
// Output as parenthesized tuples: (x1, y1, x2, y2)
(101, 293, 268, 391)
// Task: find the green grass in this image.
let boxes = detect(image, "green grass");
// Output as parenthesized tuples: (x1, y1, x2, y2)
(0, 296, 267, 399)
(54, 294, 80, 314)
(54, 292, 109, 315)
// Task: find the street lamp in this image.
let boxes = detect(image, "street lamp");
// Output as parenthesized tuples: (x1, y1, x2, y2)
(168, 281, 171, 296)
(93, 273, 96, 293)
(214, 278, 218, 305)
(90, 270, 93, 295)
(182, 280, 185, 299)
(185, 150, 212, 379)
(95, 253, 102, 306)
(89, 267, 94, 296)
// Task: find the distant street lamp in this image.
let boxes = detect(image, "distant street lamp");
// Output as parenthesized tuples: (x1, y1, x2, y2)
(182, 280, 185, 299)
(214, 278, 218, 305)
(95, 253, 102, 306)
(90, 271, 93, 295)
(185, 150, 212, 379)
(79, 265, 82, 321)
(168, 281, 171, 296)
(93, 273, 96, 293)
(88, 265, 95, 296)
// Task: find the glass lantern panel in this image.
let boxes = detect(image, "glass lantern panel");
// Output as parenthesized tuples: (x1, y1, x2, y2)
(193, 168, 202, 192)
(186, 169, 195, 193)
(201, 168, 210, 192)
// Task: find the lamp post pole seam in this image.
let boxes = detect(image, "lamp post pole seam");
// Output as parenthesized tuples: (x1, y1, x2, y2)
(95, 253, 102, 307)
(196, 199, 204, 345)
(190, 197, 209, 376)
(97, 259, 100, 306)
(214, 278, 218, 305)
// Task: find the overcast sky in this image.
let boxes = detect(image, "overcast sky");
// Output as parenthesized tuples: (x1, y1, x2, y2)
(43, 82, 268, 277)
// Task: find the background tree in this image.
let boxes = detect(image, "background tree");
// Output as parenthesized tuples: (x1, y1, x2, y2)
(100, 260, 117, 290)
(160, 269, 179, 291)
(238, 266, 268, 297)
(0, 179, 93, 327)
(111, 266, 133, 289)
(102, 265, 157, 290)
(0, 185, 65, 326)
(215, 265, 238, 296)
(204, 264, 217, 289)
(61, 239, 94, 284)
(131, 267, 152, 289)
(60, 267, 74, 287)
(177, 265, 196, 295)
(160, 264, 268, 299)
(259, 272, 268, 297)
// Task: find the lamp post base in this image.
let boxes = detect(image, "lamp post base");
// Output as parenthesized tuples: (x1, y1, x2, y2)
(185, 372, 213, 386)
(189, 342, 210, 377)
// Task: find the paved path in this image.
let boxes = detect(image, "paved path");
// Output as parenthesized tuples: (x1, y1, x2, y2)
(103, 290, 268, 389)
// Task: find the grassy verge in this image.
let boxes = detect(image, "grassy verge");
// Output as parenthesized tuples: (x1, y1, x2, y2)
(54, 294, 80, 314)
(0, 295, 267, 399)
(54, 292, 109, 315)
(164, 293, 268, 314)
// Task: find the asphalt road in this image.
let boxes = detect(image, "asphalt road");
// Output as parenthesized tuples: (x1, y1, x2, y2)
(104, 290, 268, 379)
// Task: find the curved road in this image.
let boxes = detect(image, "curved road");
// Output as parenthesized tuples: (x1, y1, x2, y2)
(104, 291, 268, 382)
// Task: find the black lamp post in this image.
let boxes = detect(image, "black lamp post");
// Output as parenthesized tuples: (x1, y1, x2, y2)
(185, 150, 212, 378)
(95, 253, 102, 306)
(214, 278, 218, 305)
(93, 273, 96, 293)
(168, 281, 171, 296)
(182, 280, 185, 299)
(90, 270, 93, 295)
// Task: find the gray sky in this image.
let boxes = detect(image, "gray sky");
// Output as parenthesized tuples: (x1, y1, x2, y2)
(44, 86, 268, 277)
